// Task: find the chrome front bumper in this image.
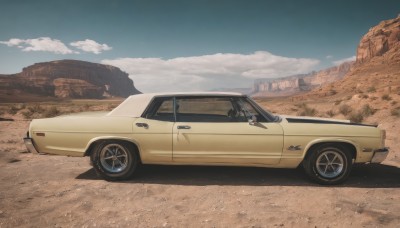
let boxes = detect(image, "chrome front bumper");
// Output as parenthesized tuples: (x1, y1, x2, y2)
(23, 138, 39, 154)
(371, 148, 389, 163)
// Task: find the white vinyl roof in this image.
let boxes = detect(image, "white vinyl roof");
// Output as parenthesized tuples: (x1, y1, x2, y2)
(107, 92, 245, 117)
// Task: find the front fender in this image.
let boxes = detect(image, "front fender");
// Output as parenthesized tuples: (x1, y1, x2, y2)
(302, 138, 360, 159)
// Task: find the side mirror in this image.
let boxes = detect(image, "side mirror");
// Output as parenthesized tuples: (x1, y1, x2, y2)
(248, 115, 257, 125)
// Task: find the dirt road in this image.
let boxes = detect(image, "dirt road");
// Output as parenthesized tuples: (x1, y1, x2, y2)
(1, 120, 400, 227)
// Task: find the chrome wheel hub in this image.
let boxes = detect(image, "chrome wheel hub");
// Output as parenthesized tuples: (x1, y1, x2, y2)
(100, 144, 129, 173)
(316, 151, 344, 178)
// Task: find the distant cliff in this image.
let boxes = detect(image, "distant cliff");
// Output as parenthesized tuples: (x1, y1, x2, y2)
(300, 15, 400, 99)
(253, 61, 353, 96)
(0, 60, 141, 99)
(357, 15, 400, 63)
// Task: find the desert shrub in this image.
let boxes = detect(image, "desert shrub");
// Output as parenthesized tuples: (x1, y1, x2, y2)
(326, 110, 335, 117)
(0, 110, 4, 116)
(28, 104, 45, 113)
(43, 106, 60, 118)
(8, 105, 19, 114)
(328, 89, 337, 96)
(16, 103, 26, 109)
(360, 104, 376, 117)
(339, 104, 352, 116)
(359, 94, 369, 99)
(297, 104, 317, 116)
(83, 103, 91, 111)
(21, 110, 33, 119)
(107, 104, 117, 110)
(391, 101, 398, 106)
(391, 108, 400, 117)
(294, 103, 306, 108)
(367, 86, 376, 93)
(334, 100, 342, 105)
(381, 94, 392, 101)
(349, 112, 364, 123)
(345, 95, 352, 100)
(370, 96, 378, 101)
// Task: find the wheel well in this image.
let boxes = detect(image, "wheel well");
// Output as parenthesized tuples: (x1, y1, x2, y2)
(304, 142, 357, 160)
(84, 139, 142, 163)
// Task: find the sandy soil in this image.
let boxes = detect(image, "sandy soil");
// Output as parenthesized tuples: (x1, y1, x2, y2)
(0, 100, 400, 227)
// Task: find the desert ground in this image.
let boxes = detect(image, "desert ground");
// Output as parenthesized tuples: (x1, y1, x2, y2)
(0, 98, 399, 227)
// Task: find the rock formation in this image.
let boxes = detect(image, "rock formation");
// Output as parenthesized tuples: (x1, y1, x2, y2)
(357, 15, 400, 63)
(253, 61, 353, 96)
(298, 15, 400, 99)
(0, 60, 141, 99)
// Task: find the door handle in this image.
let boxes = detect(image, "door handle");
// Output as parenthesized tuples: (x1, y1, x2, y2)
(136, 123, 149, 129)
(177, 125, 191, 129)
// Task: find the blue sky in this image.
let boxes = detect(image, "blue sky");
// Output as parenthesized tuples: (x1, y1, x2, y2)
(0, 0, 399, 92)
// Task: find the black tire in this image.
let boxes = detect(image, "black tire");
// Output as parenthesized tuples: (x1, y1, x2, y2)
(90, 140, 139, 181)
(303, 144, 353, 185)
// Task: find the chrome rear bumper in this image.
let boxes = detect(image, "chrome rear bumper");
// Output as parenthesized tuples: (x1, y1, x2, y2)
(371, 148, 389, 163)
(23, 138, 39, 154)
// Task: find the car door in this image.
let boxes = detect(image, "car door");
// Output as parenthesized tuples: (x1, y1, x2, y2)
(172, 96, 284, 165)
(132, 97, 174, 163)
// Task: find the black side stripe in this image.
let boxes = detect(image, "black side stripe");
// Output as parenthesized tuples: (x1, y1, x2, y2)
(286, 118, 377, 127)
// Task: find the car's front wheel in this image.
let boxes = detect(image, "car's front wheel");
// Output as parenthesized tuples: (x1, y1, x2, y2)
(91, 141, 139, 181)
(303, 144, 353, 185)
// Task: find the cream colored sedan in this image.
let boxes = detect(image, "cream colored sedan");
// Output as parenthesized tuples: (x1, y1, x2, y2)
(24, 92, 388, 184)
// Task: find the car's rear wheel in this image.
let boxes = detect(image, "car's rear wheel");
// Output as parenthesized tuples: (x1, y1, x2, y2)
(91, 141, 139, 181)
(303, 144, 352, 185)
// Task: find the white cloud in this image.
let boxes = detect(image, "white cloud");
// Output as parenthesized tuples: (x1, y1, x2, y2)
(102, 51, 320, 92)
(0, 38, 24, 46)
(325, 55, 333, 59)
(333, 56, 356, 65)
(0, 37, 76, 54)
(70, 39, 112, 54)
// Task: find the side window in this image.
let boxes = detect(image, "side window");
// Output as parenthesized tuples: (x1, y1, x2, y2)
(236, 98, 267, 122)
(176, 97, 239, 122)
(143, 97, 174, 122)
